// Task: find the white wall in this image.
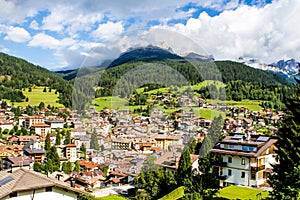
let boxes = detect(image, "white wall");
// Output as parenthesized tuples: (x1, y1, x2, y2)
(4, 187, 78, 200)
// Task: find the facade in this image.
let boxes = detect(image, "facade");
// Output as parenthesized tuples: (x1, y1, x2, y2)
(210, 134, 278, 188)
(45, 120, 65, 130)
(25, 116, 45, 128)
(65, 144, 77, 162)
(30, 123, 51, 137)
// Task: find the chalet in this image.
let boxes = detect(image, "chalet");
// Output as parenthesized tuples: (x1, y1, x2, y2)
(210, 133, 278, 188)
(2, 156, 33, 171)
(0, 168, 86, 199)
(22, 139, 46, 163)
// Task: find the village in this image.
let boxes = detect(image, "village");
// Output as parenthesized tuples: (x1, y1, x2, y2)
(0, 90, 282, 198)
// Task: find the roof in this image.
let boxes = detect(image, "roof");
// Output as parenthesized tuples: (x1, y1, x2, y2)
(0, 168, 86, 199)
(210, 135, 278, 157)
(31, 123, 50, 128)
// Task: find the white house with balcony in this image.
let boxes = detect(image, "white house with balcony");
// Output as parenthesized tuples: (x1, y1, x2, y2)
(210, 133, 278, 188)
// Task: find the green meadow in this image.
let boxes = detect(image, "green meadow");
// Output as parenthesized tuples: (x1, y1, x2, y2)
(8, 86, 64, 108)
(214, 185, 269, 199)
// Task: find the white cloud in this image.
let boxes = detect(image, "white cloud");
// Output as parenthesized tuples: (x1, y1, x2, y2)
(91, 21, 124, 41)
(28, 33, 60, 49)
(144, 0, 300, 63)
(4, 26, 31, 43)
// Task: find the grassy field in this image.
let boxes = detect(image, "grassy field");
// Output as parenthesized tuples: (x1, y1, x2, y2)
(207, 99, 263, 111)
(214, 185, 269, 199)
(159, 186, 184, 200)
(7, 86, 64, 108)
(193, 108, 226, 120)
(96, 196, 127, 200)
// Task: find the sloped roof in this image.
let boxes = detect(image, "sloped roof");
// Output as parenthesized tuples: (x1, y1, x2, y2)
(0, 168, 86, 199)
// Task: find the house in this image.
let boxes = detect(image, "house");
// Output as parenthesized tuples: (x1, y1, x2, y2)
(2, 156, 33, 171)
(0, 119, 13, 130)
(45, 119, 65, 130)
(210, 133, 278, 188)
(30, 123, 51, 137)
(22, 139, 46, 163)
(0, 168, 87, 199)
(25, 116, 45, 128)
(153, 133, 181, 150)
(65, 144, 77, 162)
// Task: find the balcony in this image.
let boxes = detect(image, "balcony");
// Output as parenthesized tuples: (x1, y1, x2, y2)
(215, 161, 228, 167)
(218, 175, 227, 180)
(251, 165, 265, 171)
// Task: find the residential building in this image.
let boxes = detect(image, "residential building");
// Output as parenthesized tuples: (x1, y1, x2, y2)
(25, 116, 45, 128)
(210, 134, 278, 188)
(30, 123, 51, 137)
(0, 168, 86, 200)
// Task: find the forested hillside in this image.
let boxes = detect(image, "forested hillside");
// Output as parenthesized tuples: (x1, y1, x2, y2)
(0, 52, 72, 106)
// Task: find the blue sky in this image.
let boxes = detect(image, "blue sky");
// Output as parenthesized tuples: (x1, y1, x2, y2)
(0, 0, 299, 70)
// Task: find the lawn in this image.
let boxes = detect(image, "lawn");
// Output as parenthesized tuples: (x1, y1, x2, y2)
(93, 96, 128, 111)
(159, 186, 184, 200)
(193, 108, 225, 120)
(7, 86, 64, 108)
(96, 196, 127, 200)
(207, 99, 263, 111)
(214, 185, 269, 200)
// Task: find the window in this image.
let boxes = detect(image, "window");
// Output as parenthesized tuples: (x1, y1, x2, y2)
(251, 171, 256, 180)
(10, 192, 17, 198)
(241, 172, 245, 178)
(46, 186, 52, 192)
(241, 158, 245, 165)
(228, 169, 232, 176)
(228, 157, 232, 163)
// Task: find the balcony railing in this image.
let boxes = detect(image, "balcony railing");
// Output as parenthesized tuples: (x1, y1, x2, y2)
(251, 165, 265, 171)
(215, 161, 228, 167)
(218, 175, 227, 180)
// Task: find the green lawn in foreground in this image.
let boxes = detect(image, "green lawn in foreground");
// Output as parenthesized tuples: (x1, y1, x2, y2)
(8, 86, 64, 108)
(214, 185, 269, 200)
(96, 196, 127, 200)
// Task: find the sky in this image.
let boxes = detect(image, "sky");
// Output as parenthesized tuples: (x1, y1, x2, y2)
(0, 0, 299, 71)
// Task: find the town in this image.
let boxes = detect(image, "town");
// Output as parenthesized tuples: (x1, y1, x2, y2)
(0, 90, 283, 199)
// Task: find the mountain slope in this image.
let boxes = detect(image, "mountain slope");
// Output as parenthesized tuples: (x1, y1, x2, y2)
(0, 52, 71, 106)
(108, 45, 183, 68)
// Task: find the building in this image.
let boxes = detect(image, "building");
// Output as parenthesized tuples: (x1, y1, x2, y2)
(45, 120, 65, 130)
(210, 134, 278, 188)
(22, 139, 46, 163)
(65, 144, 77, 162)
(153, 133, 181, 150)
(0, 168, 87, 200)
(25, 116, 45, 128)
(2, 156, 33, 171)
(30, 123, 51, 137)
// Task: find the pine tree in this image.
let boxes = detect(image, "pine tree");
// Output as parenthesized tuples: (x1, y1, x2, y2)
(175, 148, 192, 186)
(90, 129, 99, 150)
(55, 128, 61, 145)
(269, 86, 300, 199)
(74, 161, 80, 172)
(64, 129, 71, 145)
(44, 133, 51, 151)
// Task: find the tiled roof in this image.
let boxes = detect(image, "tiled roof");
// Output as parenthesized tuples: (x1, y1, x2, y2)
(0, 168, 86, 199)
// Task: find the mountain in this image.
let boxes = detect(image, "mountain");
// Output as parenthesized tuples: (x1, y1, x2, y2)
(184, 52, 214, 62)
(107, 45, 184, 68)
(237, 57, 299, 84)
(269, 59, 299, 75)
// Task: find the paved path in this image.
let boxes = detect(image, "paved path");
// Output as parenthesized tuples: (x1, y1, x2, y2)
(92, 184, 134, 197)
